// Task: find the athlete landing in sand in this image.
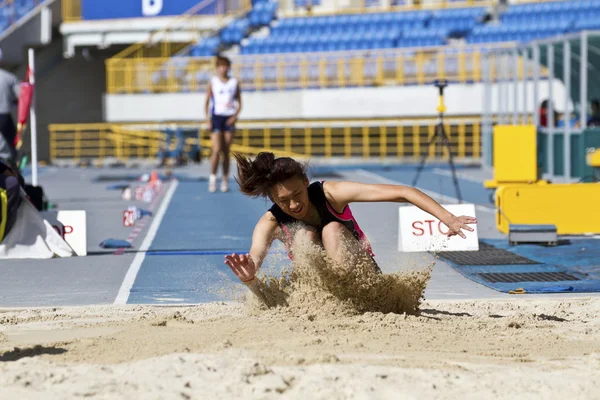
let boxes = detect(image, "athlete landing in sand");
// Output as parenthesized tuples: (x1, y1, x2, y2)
(224, 152, 476, 298)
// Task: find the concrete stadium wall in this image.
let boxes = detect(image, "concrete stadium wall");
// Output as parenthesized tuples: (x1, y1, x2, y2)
(104, 80, 570, 122)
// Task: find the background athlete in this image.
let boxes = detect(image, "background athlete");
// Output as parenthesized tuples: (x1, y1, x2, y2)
(204, 56, 242, 193)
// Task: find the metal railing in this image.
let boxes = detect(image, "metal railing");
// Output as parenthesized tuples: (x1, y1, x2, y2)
(280, 0, 567, 16)
(106, 45, 524, 93)
(49, 118, 483, 163)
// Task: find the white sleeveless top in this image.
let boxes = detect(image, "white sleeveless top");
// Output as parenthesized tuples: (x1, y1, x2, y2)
(210, 76, 238, 116)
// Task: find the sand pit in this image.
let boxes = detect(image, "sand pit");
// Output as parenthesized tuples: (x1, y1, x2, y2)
(1, 242, 599, 399)
(0, 296, 599, 399)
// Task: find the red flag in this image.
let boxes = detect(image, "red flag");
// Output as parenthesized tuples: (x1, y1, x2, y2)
(14, 68, 34, 149)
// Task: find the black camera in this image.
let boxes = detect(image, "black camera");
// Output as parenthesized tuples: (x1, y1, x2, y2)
(434, 79, 448, 89)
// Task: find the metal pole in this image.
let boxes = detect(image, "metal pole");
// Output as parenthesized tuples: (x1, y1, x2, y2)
(564, 40, 571, 180)
(580, 31, 588, 129)
(521, 48, 529, 124)
(504, 52, 510, 124)
(533, 44, 540, 127)
(496, 53, 502, 125)
(547, 44, 554, 177)
(512, 48, 519, 125)
(483, 52, 492, 167)
(29, 48, 38, 187)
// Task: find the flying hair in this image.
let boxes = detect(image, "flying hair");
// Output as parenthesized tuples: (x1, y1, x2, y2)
(233, 152, 307, 198)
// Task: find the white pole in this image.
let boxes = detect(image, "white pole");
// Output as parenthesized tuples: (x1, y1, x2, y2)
(533, 44, 540, 127)
(564, 40, 571, 181)
(28, 48, 38, 187)
(512, 48, 519, 125)
(547, 44, 554, 177)
(580, 32, 588, 129)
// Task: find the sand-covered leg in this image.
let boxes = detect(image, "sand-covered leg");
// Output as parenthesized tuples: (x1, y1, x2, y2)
(321, 222, 376, 272)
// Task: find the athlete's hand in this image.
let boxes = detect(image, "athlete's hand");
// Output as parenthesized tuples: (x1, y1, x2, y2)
(224, 253, 257, 283)
(445, 215, 477, 239)
(206, 120, 212, 132)
(226, 116, 237, 126)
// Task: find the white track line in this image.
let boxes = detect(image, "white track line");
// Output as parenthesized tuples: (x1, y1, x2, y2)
(353, 169, 495, 213)
(114, 180, 179, 305)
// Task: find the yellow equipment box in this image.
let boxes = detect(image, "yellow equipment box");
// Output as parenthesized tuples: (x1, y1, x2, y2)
(485, 125, 542, 189)
(587, 149, 600, 167)
(496, 183, 600, 235)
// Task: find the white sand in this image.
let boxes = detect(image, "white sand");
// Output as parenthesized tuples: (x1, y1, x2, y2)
(1, 297, 599, 399)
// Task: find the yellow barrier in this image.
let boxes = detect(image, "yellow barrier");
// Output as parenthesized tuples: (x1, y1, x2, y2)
(496, 183, 600, 235)
(49, 118, 483, 163)
(106, 45, 523, 94)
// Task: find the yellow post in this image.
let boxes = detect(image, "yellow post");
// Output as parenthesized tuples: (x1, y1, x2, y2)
(458, 51, 466, 83)
(319, 59, 326, 88)
(304, 126, 312, 156)
(428, 124, 435, 159)
(357, 58, 365, 86)
(338, 58, 345, 88)
(376, 55, 384, 85)
(362, 126, 369, 158)
(473, 50, 481, 82)
(265, 125, 271, 149)
(325, 125, 332, 158)
(416, 51, 425, 85)
(277, 59, 284, 90)
(106, 60, 113, 94)
(396, 55, 404, 85)
(344, 125, 351, 158)
(99, 129, 105, 160)
(413, 124, 420, 159)
(379, 125, 387, 158)
(396, 125, 404, 157)
(73, 128, 81, 162)
(49, 127, 55, 162)
(473, 122, 481, 158)
(300, 58, 308, 89)
(255, 61, 263, 90)
(242, 128, 249, 148)
(458, 123, 466, 158)
(284, 126, 292, 154)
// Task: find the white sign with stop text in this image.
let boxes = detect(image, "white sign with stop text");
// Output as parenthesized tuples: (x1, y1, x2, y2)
(41, 210, 87, 256)
(398, 204, 479, 252)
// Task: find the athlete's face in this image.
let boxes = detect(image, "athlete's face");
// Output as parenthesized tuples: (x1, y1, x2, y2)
(217, 64, 230, 78)
(270, 176, 310, 220)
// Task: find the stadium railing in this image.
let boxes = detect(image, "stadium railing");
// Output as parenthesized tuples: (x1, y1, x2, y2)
(49, 117, 484, 163)
(61, 0, 80, 22)
(266, 0, 554, 17)
(106, 44, 529, 93)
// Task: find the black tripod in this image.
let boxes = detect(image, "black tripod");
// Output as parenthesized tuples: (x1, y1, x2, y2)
(411, 79, 463, 203)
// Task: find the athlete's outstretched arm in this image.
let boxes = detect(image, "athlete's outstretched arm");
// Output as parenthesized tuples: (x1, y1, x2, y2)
(224, 211, 278, 283)
(323, 181, 476, 239)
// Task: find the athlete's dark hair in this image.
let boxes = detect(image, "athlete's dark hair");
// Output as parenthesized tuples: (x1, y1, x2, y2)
(215, 55, 231, 67)
(233, 152, 307, 198)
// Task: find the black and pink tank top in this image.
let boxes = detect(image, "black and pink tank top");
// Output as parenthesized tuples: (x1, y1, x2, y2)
(268, 181, 374, 259)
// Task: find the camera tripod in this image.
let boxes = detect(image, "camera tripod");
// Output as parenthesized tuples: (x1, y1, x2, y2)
(411, 79, 463, 203)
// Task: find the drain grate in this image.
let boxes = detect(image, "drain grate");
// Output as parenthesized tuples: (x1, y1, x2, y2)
(475, 272, 580, 283)
(437, 242, 540, 266)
